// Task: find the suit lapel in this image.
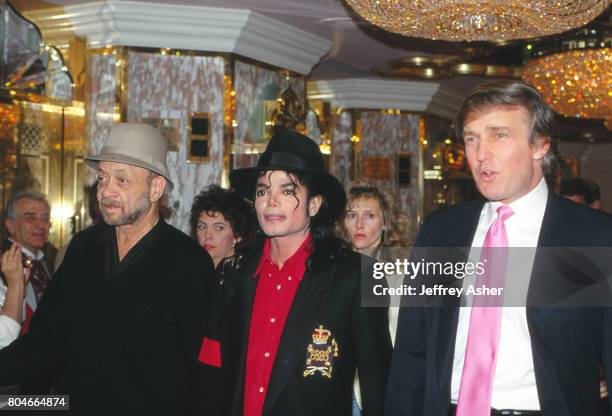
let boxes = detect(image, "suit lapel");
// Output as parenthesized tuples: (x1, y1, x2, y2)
(262, 263, 335, 414)
(528, 193, 575, 321)
(237, 260, 259, 357)
(228, 248, 261, 415)
(433, 200, 484, 393)
(438, 199, 485, 247)
(537, 193, 572, 247)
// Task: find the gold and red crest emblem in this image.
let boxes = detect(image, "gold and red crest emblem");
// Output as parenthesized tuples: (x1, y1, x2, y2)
(303, 325, 339, 378)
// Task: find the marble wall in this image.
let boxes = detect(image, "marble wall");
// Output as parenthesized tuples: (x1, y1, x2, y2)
(86, 53, 117, 162)
(126, 51, 225, 233)
(85, 53, 310, 233)
(398, 114, 420, 237)
(359, 111, 420, 243)
(331, 110, 353, 187)
(233, 59, 305, 168)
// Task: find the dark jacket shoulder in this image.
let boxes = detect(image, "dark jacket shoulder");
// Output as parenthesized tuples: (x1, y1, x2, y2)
(333, 249, 374, 278)
(421, 198, 484, 227)
(160, 221, 213, 259)
(416, 198, 485, 247)
(544, 193, 612, 245)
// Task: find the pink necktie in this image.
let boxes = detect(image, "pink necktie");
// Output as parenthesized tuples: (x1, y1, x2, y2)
(456, 205, 514, 416)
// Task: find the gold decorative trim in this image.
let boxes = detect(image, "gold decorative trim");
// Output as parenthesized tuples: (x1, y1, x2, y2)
(116, 46, 128, 123)
(222, 55, 235, 184)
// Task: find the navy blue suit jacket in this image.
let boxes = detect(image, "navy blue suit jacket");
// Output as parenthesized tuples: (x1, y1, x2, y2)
(386, 193, 612, 416)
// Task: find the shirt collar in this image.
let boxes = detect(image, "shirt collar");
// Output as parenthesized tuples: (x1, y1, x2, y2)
(8, 238, 44, 260)
(486, 177, 548, 222)
(255, 233, 313, 280)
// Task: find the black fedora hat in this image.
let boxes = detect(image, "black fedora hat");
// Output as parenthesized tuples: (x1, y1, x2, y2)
(230, 128, 346, 220)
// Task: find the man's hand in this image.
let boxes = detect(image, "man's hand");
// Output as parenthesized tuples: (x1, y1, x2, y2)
(1, 244, 31, 289)
(0, 244, 30, 323)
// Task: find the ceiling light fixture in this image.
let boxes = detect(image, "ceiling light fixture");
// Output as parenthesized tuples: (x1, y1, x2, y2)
(522, 30, 611, 121)
(345, 1, 610, 42)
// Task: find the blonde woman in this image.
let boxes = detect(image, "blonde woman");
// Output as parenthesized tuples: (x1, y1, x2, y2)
(339, 182, 411, 416)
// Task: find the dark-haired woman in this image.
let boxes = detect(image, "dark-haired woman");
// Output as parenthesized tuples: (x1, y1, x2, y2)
(190, 185, 256, 269)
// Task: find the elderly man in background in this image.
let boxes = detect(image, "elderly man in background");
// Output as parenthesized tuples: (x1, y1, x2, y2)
(0, 191, 53, 344)
(0, 123, 218, 415)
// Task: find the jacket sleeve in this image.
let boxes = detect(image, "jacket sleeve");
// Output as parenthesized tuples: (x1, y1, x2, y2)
(186, 252, 223, 416)
(353, 261, 393, 416)
(385, 219, 431, 416)
(384, 306, 426, 416)
(0, 257, 67, 385)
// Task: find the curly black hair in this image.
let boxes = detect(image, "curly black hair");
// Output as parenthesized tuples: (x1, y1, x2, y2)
(190, 185, 257, 254)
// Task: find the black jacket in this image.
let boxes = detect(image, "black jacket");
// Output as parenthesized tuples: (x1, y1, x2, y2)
(0, 220, 217, 415)
(386, 193, 612, 416)
(219, 241, 392, 415)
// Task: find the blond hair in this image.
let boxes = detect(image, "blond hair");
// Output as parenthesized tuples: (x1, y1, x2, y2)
(339, 181, 411, 248)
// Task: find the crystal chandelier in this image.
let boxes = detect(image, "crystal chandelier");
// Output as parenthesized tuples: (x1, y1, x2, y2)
(522, 46, 611, 120)
(345, 1, 610, 42)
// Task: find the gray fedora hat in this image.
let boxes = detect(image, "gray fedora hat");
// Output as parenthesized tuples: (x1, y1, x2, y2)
(85, 123, 174, 190)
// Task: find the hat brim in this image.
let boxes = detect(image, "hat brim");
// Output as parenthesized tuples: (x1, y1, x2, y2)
(230, 165, 347, 220)
(85, 153, 174, 191)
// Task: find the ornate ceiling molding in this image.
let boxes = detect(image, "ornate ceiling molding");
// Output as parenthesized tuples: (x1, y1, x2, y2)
(27, 0, 331, 75)
(426, 85, 465, 121)
(308, 78, 461, 118)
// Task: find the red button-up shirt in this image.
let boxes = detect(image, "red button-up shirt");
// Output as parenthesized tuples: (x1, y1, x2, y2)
(244, 235, 312, 416)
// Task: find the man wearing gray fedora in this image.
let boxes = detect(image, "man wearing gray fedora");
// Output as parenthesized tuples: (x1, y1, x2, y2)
(0, 123, 218, 415)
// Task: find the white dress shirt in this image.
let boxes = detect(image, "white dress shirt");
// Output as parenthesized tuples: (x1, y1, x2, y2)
(0, 315, 20, 349)
(450, 178, 548, 410)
